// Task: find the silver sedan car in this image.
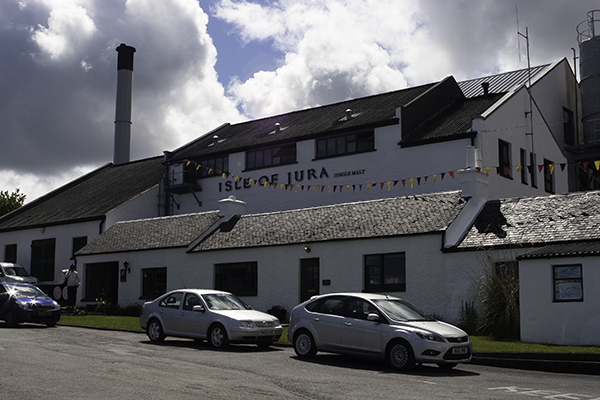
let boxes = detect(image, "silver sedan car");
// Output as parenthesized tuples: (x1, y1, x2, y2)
(140, 289, 283, 349)
(288, 293, 471, 371)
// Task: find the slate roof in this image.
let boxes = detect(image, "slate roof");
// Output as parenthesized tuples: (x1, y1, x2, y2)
(0, 157, 164, 231)
(400, 94, 504, 146)
(76, 191, 466, 255)
(171, 83, 434, 161)
(457, 191, 600, 250)
(517, 240, 600, 259)
(171, 63, 552, 162)
(77, 212, 221, 255)
(192, 191, 466, 251)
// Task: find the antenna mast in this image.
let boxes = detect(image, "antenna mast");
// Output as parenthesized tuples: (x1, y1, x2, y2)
(517, 7, 534, 154)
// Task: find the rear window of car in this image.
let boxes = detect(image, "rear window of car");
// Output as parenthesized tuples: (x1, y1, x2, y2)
(305, 296, 345, 316)
(159, 292, 183, 309)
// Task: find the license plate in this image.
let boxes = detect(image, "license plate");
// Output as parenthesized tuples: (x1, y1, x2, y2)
(38, 312, 51, 316)
(260, 330, 274, 336)
(452, 347, 468, 355)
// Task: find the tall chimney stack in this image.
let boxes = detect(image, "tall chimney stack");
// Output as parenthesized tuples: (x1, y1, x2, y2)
(114, 43, 136, 165)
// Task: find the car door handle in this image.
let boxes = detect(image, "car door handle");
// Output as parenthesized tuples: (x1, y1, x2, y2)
(345, 322, 353, 327)
(313, 317, 320, 322)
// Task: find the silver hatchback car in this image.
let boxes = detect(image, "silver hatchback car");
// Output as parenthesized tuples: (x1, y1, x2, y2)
(288, 293, 471, 371)
(140, 289, 283, 349)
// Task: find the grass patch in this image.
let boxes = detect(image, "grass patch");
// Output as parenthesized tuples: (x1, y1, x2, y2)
(58, 316, 600, 353)
(471, 336, 600, 353)
(59, 315, 144, 332)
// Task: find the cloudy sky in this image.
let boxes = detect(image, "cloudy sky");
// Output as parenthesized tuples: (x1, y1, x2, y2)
(1, 0, 597, 202)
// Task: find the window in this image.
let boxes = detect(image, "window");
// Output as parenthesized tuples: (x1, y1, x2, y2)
(346, 297, 379, 320)
(159, 291, 183, 309)
(364, 252, 406, 292)
(186, 156, 229, 182)
(316, 130, 375, 159)
(183, 293, 202, 311)
(498, 139, 512, 178)
(4, 244, 17, 263)
(553, 265, 583, 302)
(544, 159, 555, 194)
(215, 262, 257, 296)
(31, 238, 55, 282)
(563, 108, 575, 146)
(72, 237, 87, 256)
(142, 267, 167, 299)
(246, 144, 296, 170)
(305, 296, 346, 316)
(520, 148, 528, 185)
(530, 152, 537, 188)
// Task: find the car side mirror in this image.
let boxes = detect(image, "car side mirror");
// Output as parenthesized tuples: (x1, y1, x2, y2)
(367, 313, 381, 322)
(192, 305, 205, 312)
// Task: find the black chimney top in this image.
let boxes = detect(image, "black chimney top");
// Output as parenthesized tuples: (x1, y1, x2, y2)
(116, 44, 136, 71)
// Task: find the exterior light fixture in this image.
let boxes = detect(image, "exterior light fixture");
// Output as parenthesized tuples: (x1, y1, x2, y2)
(304, 246, 310, 253)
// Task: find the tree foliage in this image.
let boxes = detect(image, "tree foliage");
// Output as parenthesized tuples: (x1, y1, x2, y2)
(0, 189, 26, 217)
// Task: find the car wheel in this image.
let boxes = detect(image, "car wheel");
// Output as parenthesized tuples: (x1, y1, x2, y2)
(208, 324, 229, 349)
(4, 310, 18, 327)
(437, 362, 457, 370)
(147, 319, 165, 343)
(386, 339, 415, 371)
(293, 330, 317, 358)
(257, 341, 273, 349)
(46, 320, 57, 327)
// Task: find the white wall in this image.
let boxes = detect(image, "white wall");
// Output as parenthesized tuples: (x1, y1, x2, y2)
(105, 185, 160, 228)
(77, 233, 491, 322)
(0, 221, 101, 282)
(475, 63, 571, 199)
(520, 256, 600, 346)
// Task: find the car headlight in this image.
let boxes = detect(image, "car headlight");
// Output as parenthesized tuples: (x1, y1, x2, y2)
(52, 300, 60, 309)
(16, 300, 29, 309)
(414, 330, 445, 343)
(239, 321, 255, 328)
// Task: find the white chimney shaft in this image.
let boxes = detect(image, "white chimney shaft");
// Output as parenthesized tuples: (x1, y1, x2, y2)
(114, 44, 136, 165)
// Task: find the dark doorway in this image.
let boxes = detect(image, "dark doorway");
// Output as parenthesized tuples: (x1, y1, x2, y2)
(84, 262, 119, 305)
(300, 258, 320, 303)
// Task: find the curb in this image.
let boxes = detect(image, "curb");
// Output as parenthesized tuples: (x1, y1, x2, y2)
(471, 352, 600, 375)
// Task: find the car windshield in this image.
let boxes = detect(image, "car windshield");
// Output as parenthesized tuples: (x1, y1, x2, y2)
(372, 299, 436, 322)
(5, 284, 46, 298)
(201, 293, 251, 311)
(4, 266, 30, 277)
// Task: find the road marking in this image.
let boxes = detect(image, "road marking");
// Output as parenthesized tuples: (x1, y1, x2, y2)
(488, 386, 600, 399)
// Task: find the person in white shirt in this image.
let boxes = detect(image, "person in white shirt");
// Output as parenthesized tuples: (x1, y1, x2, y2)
(65, 264, 80, 309)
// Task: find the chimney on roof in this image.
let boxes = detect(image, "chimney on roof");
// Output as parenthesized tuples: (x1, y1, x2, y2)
(219, 195, 246, 221)
(113, 44, 136, 165)
(481, 82, 490, 96)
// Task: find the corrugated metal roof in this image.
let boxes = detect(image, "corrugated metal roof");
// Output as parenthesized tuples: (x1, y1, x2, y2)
(458, 64, 549, 98)
(0, 157, 164, 231)
(518, 240, 600, 259)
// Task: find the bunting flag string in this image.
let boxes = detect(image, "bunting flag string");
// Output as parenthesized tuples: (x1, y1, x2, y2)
(179, 158, 600, 196)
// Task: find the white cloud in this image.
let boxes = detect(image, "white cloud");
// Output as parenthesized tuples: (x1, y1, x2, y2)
(214, 0, 597, 118)
(0, 0, 242, 201)
(31, 0, 97, 61)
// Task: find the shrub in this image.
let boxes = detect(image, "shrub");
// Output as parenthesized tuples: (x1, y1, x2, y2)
(478, 260, 520, 340)
(456, 300, 479, 335)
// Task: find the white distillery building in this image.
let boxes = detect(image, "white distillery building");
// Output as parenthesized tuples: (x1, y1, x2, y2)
(160, 58, 577, 216)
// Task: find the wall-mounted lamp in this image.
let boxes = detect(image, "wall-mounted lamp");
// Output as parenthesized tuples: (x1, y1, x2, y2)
(120, 261, 130, 283)
(304, 246, 311, 253)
